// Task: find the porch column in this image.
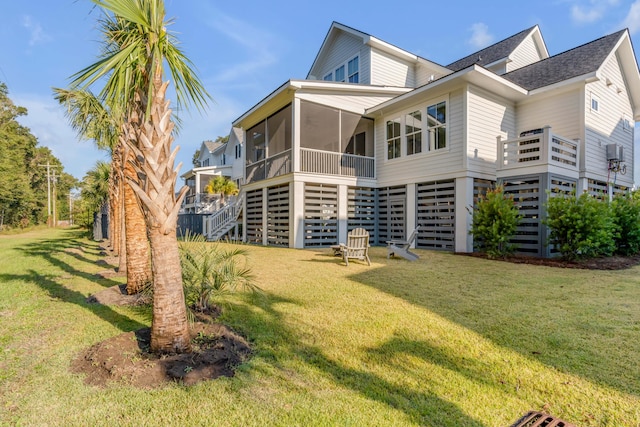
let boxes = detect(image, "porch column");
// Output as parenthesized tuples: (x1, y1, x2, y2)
(576, 177, 589, 195)
(292, 97, 301, 173)
(291, 180, 305, 248)
(406, 183, 417, 247)
(195, 173, 201, 203)
(455, 176, 474, 253)
(337, 184, 348, 244)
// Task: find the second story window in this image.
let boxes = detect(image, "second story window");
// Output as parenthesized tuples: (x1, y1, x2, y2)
(406, 110, 422, 155)
(235, 144, 242, 159)
(202, 159, 209, 167)
(323, 72, 333, 81)
(348, 56, 359, 83)
(386, 118, 401, 159)
(591, 93, 600, 112)
(427, 101, 447, 150)
(335, 65, 345, 82)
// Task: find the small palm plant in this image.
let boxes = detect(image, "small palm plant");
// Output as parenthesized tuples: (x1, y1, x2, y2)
(178, 232, 259, 321)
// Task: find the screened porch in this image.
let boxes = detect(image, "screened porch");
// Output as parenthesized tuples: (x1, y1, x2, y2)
(245, 100, 375, 184)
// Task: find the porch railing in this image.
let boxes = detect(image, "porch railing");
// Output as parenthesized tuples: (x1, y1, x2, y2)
(245, 148, 375, 184)
(246, 149, 292, 184)
(497, 126, 579, 173)
(300, 148, 375, 178)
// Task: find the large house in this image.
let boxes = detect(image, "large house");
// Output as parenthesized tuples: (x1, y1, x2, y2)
(195, 22, 640, 257)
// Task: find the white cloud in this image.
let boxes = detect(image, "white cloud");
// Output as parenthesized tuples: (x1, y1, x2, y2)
(570, 0, 621, 24)
(14, 93, 107, 179)
(21, 15, 51, 47)
(468, 23, 494, 49)
(620, 0, 640, 34)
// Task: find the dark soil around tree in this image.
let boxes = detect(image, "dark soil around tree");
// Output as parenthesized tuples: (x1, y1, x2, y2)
(77, 282, 251, 389)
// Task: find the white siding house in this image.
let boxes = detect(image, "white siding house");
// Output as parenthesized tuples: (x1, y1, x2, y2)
(199, 21, 639, 256)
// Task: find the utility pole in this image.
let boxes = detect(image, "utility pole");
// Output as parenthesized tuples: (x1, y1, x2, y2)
(37, 162, 60, 227)
(52, 169, 57, 227)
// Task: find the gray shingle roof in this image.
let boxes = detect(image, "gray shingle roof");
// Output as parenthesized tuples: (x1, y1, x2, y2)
(203, 140, 224, 152)
(502, 30, 626, 90)
(446, 26, 536, 72)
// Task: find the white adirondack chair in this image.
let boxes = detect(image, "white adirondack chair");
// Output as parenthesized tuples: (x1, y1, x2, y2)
(387, 226, 420, 261)
(339, 227, 371, 266)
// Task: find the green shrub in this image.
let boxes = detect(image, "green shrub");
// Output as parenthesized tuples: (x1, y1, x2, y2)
(544, 191, 616, 260)
(469, 186, 522, 258)
(178, 232, 259, 319)
(611, 192, 640, 255)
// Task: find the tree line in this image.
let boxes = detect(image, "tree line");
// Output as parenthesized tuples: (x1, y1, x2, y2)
(0, 83, 77, 230)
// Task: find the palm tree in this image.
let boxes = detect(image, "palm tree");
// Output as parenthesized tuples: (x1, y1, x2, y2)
(204, 175, 239, 205)
(71, 0, 210, 353)
(54, 88, 151, 294)
(82, 160, 111, 239)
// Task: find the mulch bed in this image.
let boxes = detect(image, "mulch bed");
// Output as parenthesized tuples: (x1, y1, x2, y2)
(460, 252, 640, 270)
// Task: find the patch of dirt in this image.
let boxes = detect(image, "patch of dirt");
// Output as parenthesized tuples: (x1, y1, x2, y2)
(72, 320, 252, 389)
(87, 284, 149, 306)
(461, 252, 640, 270)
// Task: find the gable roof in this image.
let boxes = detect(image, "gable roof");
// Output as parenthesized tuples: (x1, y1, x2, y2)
(202, 140, 225, 153)
(307, 21, 449, 80)
(446, 26, 540, 72)
(502, 29, 627, 90)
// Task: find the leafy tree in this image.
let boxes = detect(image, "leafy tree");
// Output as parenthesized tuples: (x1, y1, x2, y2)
(0, 83, 70, 229)
(544, 191, 615, 260)
(192, 149, 201, 167)
(71, 0, 211, 353)
(469, 186, 521, 258)
(611, 192, 640, 255)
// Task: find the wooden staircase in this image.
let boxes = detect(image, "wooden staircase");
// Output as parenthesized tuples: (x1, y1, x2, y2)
(202, 194, 244, 241)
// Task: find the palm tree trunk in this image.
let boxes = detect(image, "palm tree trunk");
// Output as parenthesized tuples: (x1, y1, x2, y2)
(148, 228, 190, 352)
(127, 75, 191, 353)
(122, 140, 151, 294)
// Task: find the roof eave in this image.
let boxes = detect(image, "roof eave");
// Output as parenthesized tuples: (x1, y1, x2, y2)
(367, 65, 528, 115)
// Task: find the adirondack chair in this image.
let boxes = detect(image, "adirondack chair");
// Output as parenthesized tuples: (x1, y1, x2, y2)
(339, 227, 371, 266)
(387, 226, 420, 261)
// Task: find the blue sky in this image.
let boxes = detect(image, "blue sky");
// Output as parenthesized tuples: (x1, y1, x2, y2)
(1, 0, 639, 184)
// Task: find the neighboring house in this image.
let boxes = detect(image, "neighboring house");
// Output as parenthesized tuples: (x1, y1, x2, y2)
(216, 22, 640, 256)
(181, 136, 240, 213)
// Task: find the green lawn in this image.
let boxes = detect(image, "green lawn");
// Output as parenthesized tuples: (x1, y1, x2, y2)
(1, 228, 639, 426)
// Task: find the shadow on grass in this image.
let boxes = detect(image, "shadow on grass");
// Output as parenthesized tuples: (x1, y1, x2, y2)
(223, 292, 486, 427)
(16, 229, 123, 289)
(347, 254, 640, 398)
(8, 228, 146, 332)
(0, 270, 146, 332)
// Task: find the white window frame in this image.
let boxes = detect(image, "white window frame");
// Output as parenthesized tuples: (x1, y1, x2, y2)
(383, 95, 449, 161)
(590, 92, 600, 113)
(405, 110, 422, 156)
(386, 118, 402, 160)
(324, 55, 359, 84)
(347, 55, 359, 83)
(426, 100, 447, 151)
(622, 115, 632, 132)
